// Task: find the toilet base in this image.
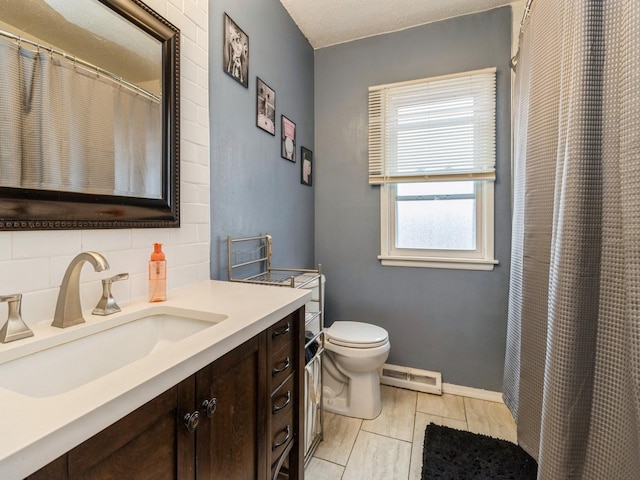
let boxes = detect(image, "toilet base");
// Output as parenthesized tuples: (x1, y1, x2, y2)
(322, 373, 383, 420)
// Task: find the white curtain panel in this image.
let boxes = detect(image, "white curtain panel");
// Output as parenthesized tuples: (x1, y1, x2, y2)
(18, 47, 116, 194)
(504, 1, 640, 479)
(0, 41, 22, 187)
(114, 87, 162, 199)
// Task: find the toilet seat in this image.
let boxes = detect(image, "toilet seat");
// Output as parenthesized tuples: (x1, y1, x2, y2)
(326, 321, 389, 349)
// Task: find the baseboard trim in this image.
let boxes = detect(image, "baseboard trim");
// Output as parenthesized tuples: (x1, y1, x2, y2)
(442, 383, 504, 403)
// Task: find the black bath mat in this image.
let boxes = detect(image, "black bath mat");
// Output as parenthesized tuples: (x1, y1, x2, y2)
(421, 423, 537, 479)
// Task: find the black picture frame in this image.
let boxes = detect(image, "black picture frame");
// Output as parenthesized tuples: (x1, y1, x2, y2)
(281, 115, 296, 162)
(223, 13, 249, 88)
(301, 147, 313, 186)
(256, 77, 276, 135)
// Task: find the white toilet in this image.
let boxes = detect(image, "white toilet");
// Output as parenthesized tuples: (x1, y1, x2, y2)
(322, 321, 390, 419)
(295, 273, 390, 420)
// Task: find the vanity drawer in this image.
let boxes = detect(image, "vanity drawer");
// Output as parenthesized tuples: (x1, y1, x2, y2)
(271, 375, 294, 418)
(270, 337, 295, 391)
(270, 413, 293, 468)
(270, 407, 294, 466)
(269, 313, 295, 354)
(270, 374, 294, 466)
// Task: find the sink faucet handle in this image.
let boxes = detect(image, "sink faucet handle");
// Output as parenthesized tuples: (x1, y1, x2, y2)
(92, 273, 129, 316)
(0, 293, 34, 343)
(108, 273, 130, 284)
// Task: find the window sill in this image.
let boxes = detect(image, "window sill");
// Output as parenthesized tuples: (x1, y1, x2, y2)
(378, 255, 498, 271)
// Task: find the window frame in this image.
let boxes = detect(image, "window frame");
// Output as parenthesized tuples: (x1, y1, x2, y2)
(379, 180, 497, 270)
(371, 68, 499, 271)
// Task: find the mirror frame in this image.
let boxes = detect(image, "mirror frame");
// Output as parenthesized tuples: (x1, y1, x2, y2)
(0, 0, 180, 231)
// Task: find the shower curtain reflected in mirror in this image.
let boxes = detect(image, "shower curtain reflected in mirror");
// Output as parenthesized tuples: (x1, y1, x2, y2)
(504, 1, 640, 478)
(0, 38, 161, 199)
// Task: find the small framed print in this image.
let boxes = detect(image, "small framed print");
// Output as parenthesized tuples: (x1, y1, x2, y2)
(223, 14, 249, 88)
(301, 147, 313, 186)
(256, 77, 276, 135)
(281, 115, 296, 162)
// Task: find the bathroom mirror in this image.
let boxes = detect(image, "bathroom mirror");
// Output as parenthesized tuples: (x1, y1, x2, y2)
(0, 0, 180, 230)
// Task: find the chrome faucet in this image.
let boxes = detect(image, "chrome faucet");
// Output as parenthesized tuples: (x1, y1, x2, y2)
(52, 251, 110, 328)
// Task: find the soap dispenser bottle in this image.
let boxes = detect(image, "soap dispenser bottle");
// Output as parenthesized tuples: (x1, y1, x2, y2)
(149, 243, 166, 302)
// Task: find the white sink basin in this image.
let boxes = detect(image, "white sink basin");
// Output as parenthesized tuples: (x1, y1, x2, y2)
(0, 308, 227, 398)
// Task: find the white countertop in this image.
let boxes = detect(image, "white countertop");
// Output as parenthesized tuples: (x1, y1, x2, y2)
(0, 280, 311, 480)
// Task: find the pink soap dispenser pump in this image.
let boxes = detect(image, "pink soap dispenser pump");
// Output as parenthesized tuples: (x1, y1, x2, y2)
(149, 243, 167, 302)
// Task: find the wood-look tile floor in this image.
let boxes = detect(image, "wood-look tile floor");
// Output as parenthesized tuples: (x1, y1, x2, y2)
(305, 385, 517, 480)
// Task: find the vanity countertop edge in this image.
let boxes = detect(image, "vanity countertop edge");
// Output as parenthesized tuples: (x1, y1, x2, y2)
(0, 279, 311, 480)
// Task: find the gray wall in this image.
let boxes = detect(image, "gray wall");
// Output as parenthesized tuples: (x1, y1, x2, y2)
(209, 0, 315, 279)
(314, 7, 513, 391)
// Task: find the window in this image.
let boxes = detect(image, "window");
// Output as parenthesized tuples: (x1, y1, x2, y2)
(369, 69, 498, 270)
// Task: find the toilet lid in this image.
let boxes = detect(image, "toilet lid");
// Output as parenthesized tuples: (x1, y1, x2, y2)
(326, 321, 389, 348)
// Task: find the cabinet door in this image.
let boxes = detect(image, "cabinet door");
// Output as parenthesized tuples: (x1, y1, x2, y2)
(195, 334, 268, 480)
(27, 377, 197, 480)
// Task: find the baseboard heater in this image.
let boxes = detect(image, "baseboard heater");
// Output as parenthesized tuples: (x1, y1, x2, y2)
(380, 363, 442, 395)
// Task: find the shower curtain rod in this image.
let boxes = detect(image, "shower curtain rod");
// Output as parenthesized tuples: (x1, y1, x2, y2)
(0, 29, 160, 103)
(510, 0, 535, 71)
(518, 0, 535, 34)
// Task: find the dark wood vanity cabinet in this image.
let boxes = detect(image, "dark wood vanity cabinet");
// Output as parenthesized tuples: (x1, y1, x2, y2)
(26, 308, 305, 480)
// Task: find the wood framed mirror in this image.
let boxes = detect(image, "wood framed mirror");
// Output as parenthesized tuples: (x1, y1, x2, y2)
(0, 0, 180, 230)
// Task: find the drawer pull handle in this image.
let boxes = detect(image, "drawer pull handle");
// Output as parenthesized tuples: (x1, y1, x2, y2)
(273, 391, 291, 413)
(183, 411, 199, 433)
(202, 397, 217, 418)
(272, 322, 291, 339)
(272, 425, 291, 450)
(272, 356, 291, 376)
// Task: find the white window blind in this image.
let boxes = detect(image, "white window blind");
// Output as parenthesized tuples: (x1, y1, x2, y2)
(368, 68, 496, 184)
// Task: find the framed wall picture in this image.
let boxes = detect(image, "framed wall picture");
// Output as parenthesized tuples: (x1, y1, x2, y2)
(223, 13, 249, 88)
(256, 77, 276, 135)
(301, 147, 313, 186)
(281, 115, 296, 162)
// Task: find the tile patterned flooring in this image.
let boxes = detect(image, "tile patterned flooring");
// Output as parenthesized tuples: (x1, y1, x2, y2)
(305, 385, 517, 480)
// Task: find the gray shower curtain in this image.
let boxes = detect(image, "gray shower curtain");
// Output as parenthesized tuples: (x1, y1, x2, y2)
(504, 0, 640, 479)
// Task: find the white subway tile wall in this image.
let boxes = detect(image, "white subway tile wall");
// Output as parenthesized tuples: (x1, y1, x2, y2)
(0, 0, 210, 325)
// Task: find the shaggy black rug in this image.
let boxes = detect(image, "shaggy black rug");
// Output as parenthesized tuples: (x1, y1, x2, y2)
(421, 423, 538, 479)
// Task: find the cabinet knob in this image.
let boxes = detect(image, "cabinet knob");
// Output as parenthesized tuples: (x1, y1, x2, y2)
(183, 411, 199, 432)
(272, 322, 291, 339)
(272, 356, 291, 376)
(202, 397, 218, 418)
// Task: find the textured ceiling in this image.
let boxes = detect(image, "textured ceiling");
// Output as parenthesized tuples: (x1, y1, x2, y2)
(279, 0, 517, 49)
